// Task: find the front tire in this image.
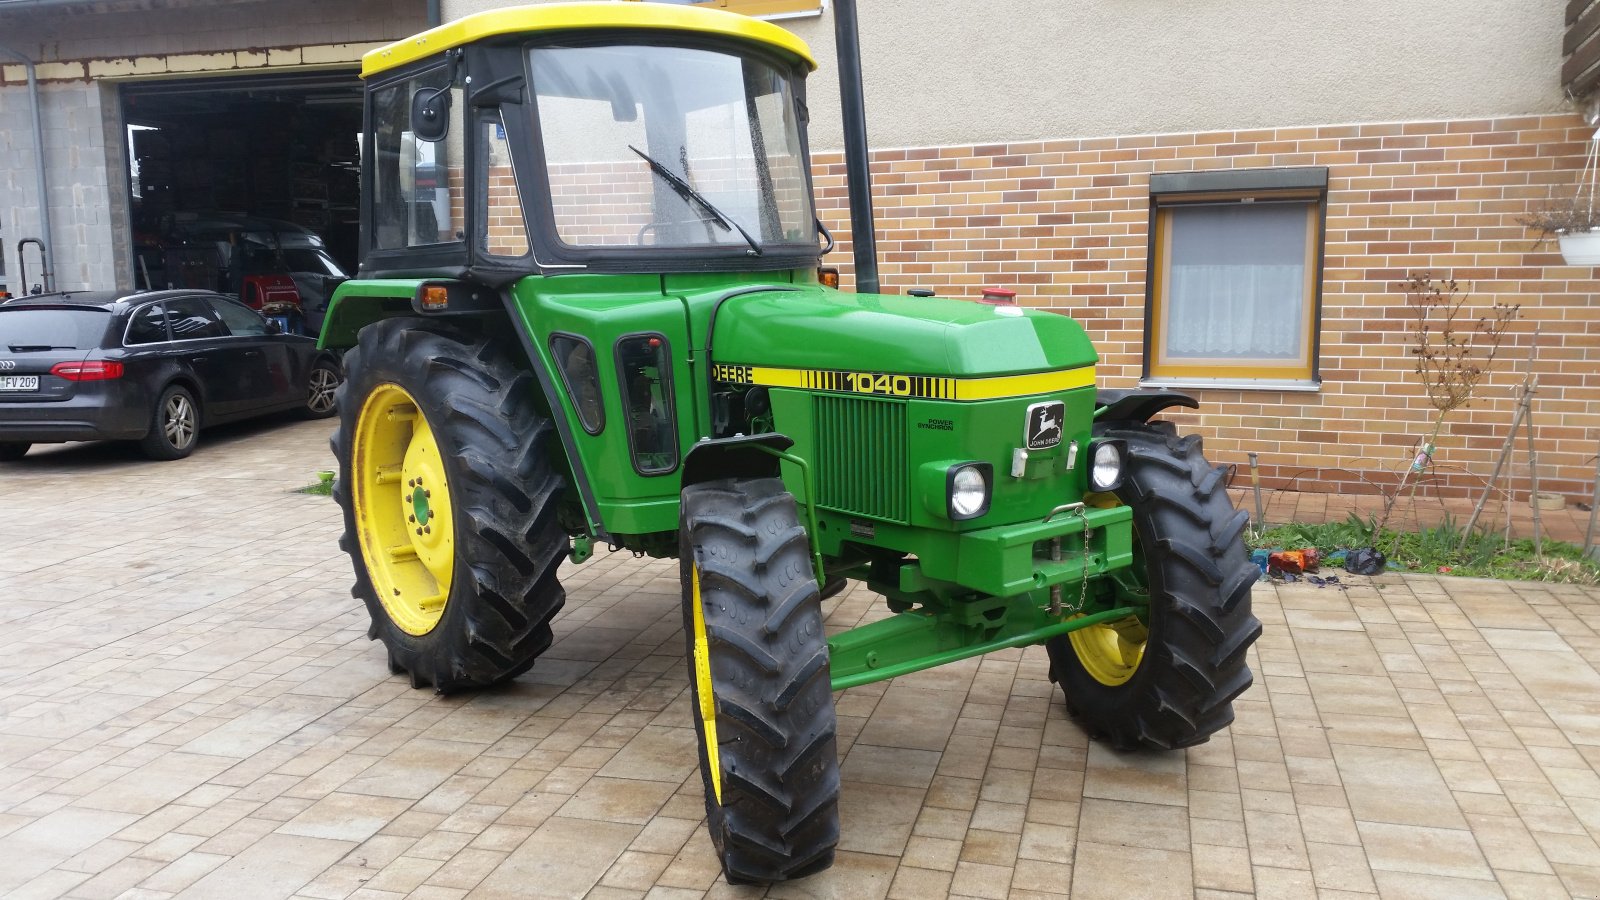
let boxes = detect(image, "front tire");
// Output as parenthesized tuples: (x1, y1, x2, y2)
(333, 318, 567, 692)
(1046, 421, 1261, 750)
(680, 478, 840, 884)
(138, 384, 198, 460)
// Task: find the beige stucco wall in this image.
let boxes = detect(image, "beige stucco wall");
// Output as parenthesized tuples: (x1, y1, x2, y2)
(442, 0, 1569, 149)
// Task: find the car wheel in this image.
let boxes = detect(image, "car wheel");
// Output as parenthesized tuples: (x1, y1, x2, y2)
(138, 385, 199, 460)
(303, 360, 341, 419)
(0, 443, 30, 462)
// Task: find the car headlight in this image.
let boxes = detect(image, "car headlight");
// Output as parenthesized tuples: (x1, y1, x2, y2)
(1088, 439, 1126, 492)
(947, 463, 992, 520)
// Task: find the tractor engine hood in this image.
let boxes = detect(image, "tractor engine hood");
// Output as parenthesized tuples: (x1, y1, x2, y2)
(708, 290, 1097, 377)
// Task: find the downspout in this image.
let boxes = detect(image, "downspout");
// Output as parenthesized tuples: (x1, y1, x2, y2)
(831, 0, 879, 294)
(426, 0, 439, 28)
(0, 39, 55, 293)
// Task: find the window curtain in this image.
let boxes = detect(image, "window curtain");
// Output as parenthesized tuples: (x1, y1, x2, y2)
(1162, 202, 1310, 361)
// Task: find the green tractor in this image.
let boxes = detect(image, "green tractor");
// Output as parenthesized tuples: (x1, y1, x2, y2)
(321, 2, 1261, 883)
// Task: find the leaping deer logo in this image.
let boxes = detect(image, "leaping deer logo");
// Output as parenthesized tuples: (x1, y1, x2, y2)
(1030, 406, 1062, 447)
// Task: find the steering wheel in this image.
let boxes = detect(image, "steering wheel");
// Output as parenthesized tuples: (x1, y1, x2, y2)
(636, 218, 722, 245)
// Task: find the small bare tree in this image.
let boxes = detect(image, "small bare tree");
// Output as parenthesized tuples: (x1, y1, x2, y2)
(1376, 274, 1518, 536)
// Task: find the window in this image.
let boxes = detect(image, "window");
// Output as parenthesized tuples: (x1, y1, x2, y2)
(478, 115, 529, 258)
(163, 297, 227, 340)
(0, 308, 110, 349)
(1144, 168, 1327, 387)
(530, 43, 815, 253)
(616, 334, 678, 475)
(551, 334, 604, 435)
(125, 303, 169, 345)
(208, 297, 268, 336)
(371, 67, 464, 250)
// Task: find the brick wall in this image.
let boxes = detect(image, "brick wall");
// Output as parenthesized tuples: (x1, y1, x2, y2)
(812, 114, 1600, 502)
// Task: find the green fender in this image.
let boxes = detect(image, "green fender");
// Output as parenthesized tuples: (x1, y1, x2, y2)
(316, 279, 430, 350)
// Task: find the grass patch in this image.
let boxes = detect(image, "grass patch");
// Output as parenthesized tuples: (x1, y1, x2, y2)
(1251, 513, 1600, 585)
(295, 472, 336, 497)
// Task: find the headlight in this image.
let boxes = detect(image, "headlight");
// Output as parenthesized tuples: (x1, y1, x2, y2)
(947, 463, 992, 520)
(1089, 440, 1126, 492)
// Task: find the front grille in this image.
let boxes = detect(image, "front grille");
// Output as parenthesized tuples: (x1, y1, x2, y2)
(813, 393, 909, 523)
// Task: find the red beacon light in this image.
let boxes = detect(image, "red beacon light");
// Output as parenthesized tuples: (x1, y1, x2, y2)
(978, 287, 1017, 306)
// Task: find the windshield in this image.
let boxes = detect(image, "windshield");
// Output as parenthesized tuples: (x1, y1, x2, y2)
(530, 44, 813, 252)
(0, 308, 110, 350)
(280, 248, 347, 278)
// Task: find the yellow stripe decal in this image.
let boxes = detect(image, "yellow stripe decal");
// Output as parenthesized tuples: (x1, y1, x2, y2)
(690, 567, 722, 804)
(363, 2, 817, 77)
(710, 363, 1095, 401)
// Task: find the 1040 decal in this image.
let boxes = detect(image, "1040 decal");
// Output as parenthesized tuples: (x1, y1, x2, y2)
(804, 368, 958, 399)
(708, 362, 1095, 401)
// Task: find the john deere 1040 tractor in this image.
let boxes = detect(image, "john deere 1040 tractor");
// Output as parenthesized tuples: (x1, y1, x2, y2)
(321, 2, 1261, 883)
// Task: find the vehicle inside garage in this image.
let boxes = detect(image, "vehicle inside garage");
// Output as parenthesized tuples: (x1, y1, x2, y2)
(121, 71, 363, 331)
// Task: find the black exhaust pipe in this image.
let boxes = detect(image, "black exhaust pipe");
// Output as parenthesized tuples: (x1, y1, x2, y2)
(832, 0, 879, 294)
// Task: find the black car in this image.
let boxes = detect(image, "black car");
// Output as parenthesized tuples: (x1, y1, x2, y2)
(0, 290, 342, 461)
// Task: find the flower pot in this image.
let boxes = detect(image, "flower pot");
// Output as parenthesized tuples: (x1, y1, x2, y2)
(1531, 491, 1565, 511)
(1558, 229, 1600, 265)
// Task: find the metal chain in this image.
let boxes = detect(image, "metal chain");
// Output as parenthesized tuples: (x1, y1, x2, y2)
(1075, 505, 1093, 613)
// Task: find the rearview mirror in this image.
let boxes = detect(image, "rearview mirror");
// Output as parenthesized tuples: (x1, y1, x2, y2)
(411, 88, 452, 142)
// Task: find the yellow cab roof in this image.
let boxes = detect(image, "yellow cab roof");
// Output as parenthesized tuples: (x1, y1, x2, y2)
(362, 2, 817, 77)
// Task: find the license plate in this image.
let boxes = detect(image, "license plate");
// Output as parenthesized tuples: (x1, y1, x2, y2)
(0, 376, 40, 392)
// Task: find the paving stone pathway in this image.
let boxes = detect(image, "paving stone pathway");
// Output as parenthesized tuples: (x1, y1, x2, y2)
(2, 419, 1598, 899)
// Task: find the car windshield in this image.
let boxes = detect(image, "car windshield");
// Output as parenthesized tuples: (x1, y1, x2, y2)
(280, 248, 347, 278)
(0, 308, 111, 350)
(529, 43, 813, 251)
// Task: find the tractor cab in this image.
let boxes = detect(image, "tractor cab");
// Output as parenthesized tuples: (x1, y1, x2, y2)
(353, 3, 821, 282)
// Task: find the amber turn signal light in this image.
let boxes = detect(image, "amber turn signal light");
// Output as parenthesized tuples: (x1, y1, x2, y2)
(818, 267, 840, 289)
(419, 284, 450, 311)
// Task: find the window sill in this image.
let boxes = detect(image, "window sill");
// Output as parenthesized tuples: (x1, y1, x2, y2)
(1139, 377, 1321, 393)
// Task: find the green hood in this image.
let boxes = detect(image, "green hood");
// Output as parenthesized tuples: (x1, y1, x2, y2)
(707, 289, 1097, 377)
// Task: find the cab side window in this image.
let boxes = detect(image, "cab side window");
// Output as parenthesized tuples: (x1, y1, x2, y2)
(163, 297, 228, 340)
(125, 303, 169, 345)
(208, 297, 268, 336)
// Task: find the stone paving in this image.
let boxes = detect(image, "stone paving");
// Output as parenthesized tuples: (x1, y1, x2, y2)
(3, 419, 1600, 899)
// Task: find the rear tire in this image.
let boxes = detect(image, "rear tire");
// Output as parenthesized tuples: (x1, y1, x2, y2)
(333, 318, 567, 693)
(1046, 421, 1261, 750)
(680, 477, 840, 884)
(138, 384, 198, 460)
(0, 443, 29, 462)
(302, 359, 341, 419)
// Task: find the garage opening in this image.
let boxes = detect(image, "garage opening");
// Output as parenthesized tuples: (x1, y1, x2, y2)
(121, 70, 363, 333)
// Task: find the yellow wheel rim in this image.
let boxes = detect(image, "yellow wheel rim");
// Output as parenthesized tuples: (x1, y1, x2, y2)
(351, 383, 454, 635)
(1067, 614, 1148, 687)
(689, 566, 723, 804)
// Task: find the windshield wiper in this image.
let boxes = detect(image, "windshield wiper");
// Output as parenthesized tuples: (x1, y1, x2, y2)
(8, 344, 73, 352)
(628, 145, 762, 256)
